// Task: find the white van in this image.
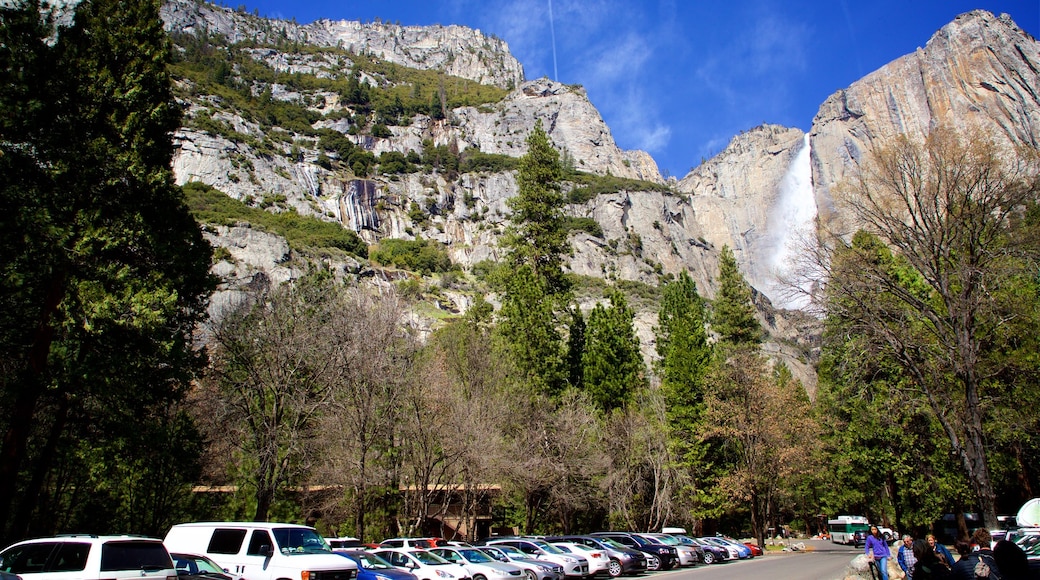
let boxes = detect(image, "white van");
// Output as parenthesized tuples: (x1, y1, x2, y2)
(164, 522, 357, 580)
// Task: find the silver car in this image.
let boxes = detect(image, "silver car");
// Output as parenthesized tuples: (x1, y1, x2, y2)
(479, 546, 564, 580)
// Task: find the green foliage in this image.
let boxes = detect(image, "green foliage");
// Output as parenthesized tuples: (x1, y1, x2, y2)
(377, 150, 418, 174)
(566, 172, 672, 204)
(711, 246, 762, 346)
(503, 123, 569, 296)
(563, 216, 603, 238)
(0, 0, 214, 540)
(657, 271, 711, 427)
(581, 290, 646, 411)
(369, 238, 457, 274)
(460, 149, 520, 174)
(183, 181, 368, 258)
(494, 265, 566, 397)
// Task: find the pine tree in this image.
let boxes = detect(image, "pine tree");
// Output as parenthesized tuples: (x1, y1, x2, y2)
(656, 271, 711, 433)
(0, 0, 213, 540)
(503, 122, 569, 296)
(711, 246, 762, 346)
(581, 290, 645, 411)
(496, 122, 571, 398)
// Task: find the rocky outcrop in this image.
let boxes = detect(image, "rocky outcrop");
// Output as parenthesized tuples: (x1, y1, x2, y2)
(676, 125, 807, 298)
(810, 10, 1040, 226)
(452, 78, 663, 182)
(160, 0, 523, 89)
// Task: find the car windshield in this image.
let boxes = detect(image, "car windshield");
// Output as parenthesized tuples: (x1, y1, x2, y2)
(354, 552, 394, 570)
(459, 549, 493, 563)
(273, 528, 331, 554)
(597, 538, 625, 550)
(674, 536, 694, 545)
(174, 555, 225, 575)
(536, 542, 564, 555)
(411, 550, 450, 565)
(653, 536, 679, 546)
(496, 546, 526, 558)
(480, 548, 508, 562)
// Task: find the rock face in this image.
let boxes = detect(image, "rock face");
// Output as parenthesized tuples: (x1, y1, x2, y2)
(162, 1, 1039, 394)
(452, 78, 663, 182)
(160, 0, 524, 89)
(809, 10, 1040, 226)
(676, 125, 808, 300)
(673, 10, 1040, 303)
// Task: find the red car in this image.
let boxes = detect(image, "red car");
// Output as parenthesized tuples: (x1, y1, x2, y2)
(742, 542, 763, 557)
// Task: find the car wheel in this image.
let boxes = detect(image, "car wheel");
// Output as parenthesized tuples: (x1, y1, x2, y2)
(645, 555, 660, 571)
(524, 571, 537, 580)
(607, 560, 622, 578)
(702, 552, 715, 565)
(474, 575, 487, 580)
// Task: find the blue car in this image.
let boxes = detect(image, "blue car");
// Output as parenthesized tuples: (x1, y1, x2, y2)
(337, 551, 420, 580)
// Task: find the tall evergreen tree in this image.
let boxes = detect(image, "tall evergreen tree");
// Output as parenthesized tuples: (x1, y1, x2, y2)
(496, 122, 570, 397)
(0, 0, 213, 541)
(581, 290, 645, 411)
(711, 246, 762, 346)
(657, 271, 711, 425)
(503, 122, 569, 297)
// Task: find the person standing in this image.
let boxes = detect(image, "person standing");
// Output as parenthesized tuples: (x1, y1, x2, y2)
(927, 534, 954, 569)
(900, 535, 919, 579)
(866, 525, 892, 580)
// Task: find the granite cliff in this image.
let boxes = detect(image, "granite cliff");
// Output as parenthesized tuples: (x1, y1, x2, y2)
(161, 3, 1039, 392)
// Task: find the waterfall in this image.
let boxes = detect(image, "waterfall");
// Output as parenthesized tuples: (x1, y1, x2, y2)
(767, 133, 816, 309)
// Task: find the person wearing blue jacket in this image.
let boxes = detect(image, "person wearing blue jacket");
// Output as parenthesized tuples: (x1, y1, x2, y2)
(865, 525, 892, 580)
(926, 534, 954, 570)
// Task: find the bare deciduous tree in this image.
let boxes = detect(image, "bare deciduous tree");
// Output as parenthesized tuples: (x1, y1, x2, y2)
(819, 127, 1040, 526)
(206, 274, 352, 521)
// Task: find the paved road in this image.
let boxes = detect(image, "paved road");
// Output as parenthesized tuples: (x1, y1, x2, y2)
(649, 539, 862, 580)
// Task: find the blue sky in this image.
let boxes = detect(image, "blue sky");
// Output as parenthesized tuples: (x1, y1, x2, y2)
(236, 0, 1039, 179)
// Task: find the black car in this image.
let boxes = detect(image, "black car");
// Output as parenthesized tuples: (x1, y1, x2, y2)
(544, 535, 647, 577)
(589, 533, 677, 571)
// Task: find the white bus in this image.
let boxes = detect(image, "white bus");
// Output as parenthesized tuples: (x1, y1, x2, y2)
(827, 515, 870, 545)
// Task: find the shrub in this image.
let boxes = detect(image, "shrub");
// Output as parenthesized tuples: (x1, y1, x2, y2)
(370, 237, 457, 274)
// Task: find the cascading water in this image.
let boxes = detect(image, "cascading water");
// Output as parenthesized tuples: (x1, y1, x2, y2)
(766, 133, 816, 309)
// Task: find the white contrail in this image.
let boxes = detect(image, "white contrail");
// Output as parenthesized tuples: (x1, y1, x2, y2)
(548, 0, 558, 81)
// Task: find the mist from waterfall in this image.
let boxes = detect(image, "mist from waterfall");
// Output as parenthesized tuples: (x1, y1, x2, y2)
(766, 133, 815, 310)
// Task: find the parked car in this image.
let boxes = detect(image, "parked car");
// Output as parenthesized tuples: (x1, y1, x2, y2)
(477, 545, 563, 580)
(0, 534, 177, 580)
(171, 553, 233, 580)
(381, 539, 450, 549)
(641, 534, 698, 567)
(546, 543, 609, 576)
(327, 537, 367, 551)
(698, 538, 740, 561)
(711, 537, 751, 559)
(429, 547, 525, 580)
(164, 521, 357, 580)
(589, 533, 677, 571)
(336, 550, 419, 580)
(371, 548, 471, 580)
(741, 543, 763, 557)
(480, 539, 588, 579)
(543, 536, 646, 577)
(677, 537, 726, 564)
